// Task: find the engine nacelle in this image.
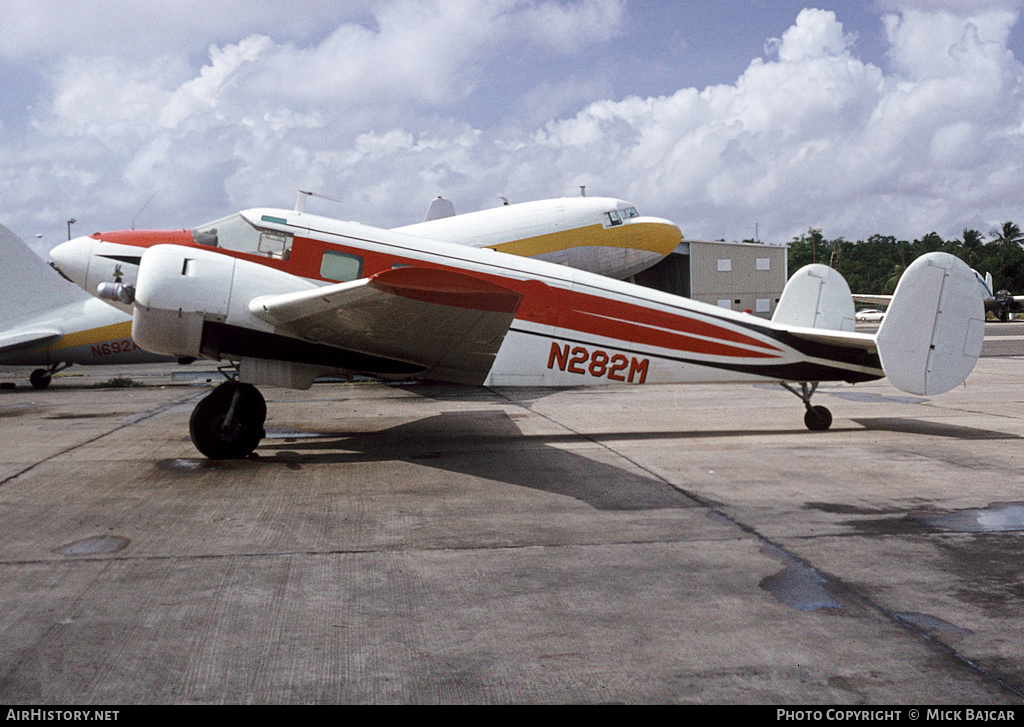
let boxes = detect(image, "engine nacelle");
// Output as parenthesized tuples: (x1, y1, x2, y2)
(132, 245, 236, 358)
(132, 244, 322, 362)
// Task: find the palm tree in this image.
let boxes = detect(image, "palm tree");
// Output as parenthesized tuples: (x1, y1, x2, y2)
(960, 228, 985, 266)
(883, 263, 906, 294)
(991, 221, 1024, 248)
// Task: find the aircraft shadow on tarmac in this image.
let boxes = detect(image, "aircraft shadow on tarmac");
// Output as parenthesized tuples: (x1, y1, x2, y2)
(851, 418, 1019, 440)
(200, 409, 702, 511)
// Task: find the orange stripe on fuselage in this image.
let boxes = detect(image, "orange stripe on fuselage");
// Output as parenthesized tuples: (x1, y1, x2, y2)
(564, 309, 779, 359)
(555, 291, 781, 352)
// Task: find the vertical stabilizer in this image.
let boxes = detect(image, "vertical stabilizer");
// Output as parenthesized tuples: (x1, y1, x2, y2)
(0, 224, 89, 327)
(424, 197, 456, 221)
(875, 252, 985, 395)
(772, 263, 856, 331)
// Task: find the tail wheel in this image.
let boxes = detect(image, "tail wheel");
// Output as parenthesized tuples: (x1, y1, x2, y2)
(189, 381, 266, 459)
(804, 405, 833, 431)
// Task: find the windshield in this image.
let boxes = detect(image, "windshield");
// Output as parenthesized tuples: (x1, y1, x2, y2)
(192, 214, 292, 259)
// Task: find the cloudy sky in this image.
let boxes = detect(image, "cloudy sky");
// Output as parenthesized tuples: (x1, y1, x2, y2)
(2, 0, 1024, 257)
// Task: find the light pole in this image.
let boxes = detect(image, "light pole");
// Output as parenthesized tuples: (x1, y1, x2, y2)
(67, 218, 76, 240)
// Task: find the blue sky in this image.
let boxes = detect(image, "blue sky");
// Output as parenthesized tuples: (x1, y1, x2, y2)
(2, 0, 1024, 255)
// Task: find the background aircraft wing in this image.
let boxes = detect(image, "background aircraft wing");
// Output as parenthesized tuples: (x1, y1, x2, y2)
(0, 329, 62, 357)
(851, 294, 892, 307)
(249, 266, 523, 385)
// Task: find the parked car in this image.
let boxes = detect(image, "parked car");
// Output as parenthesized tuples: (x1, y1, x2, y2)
(855, 308, 885, 322)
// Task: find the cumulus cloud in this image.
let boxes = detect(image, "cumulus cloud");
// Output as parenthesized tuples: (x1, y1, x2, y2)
(501, 5, 1024, 242)
(1, 1, 1023, 253)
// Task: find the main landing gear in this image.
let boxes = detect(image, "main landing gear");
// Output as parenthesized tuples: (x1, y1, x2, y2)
(780, 382, 833, 431)
(29, 363, 71, 389)
(189, 379, 267, 459)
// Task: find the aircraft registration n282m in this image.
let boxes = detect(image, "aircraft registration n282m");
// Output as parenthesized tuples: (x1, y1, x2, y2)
(50, 200, 987, 459)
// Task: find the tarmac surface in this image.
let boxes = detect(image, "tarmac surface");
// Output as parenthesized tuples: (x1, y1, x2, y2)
(1, 322, 1024, 704)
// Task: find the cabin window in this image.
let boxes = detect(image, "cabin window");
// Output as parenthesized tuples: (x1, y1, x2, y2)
(320, 250, 364, 282)
(258, 231, 291, 259)
(717, 259, 732, 272)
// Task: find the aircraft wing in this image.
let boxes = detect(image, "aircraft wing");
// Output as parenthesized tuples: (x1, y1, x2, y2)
(0, 329, 62, 357)
(249, 266, 524, 385)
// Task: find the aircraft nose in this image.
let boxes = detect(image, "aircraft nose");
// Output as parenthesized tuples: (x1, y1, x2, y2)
(49, 236, 93, 290)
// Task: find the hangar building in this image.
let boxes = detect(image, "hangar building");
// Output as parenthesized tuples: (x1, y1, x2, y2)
(630, 239, 788, 318)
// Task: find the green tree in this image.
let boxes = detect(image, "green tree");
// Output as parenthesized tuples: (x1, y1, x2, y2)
(787, 228, 827, 270)
(959, 228, 985, 267)
(991, 221, 1023, 248)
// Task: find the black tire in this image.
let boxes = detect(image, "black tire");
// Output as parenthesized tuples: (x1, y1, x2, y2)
(804, 405, 833, 431)
(189, 382, 266, 459)
(29, 369, 51, 389)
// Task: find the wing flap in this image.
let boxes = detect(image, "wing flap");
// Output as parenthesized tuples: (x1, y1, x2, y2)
(249, 266, 523, 384)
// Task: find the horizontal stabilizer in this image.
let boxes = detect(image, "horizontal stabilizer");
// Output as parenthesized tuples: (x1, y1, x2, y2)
(250, 266, 523, 384)
(875, 252, 985, 395)
(772, 263, 855, 331)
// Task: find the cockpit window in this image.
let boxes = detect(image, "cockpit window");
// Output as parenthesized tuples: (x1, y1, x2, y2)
(603, 207, 639, 228)
(192, 214, 292, 259)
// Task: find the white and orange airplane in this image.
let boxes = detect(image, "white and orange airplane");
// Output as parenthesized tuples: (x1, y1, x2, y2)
(2, 197, 677, 389)
(49, 199, 985, 459)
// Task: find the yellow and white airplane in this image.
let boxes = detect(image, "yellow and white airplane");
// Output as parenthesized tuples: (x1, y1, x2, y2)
(398, 195, 681, 280)
(0, 223, 169, 388)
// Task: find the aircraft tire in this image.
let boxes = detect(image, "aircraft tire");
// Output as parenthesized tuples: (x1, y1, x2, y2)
(29, 369, 51, 390)
(189, 382, 267, 459)
(804, 405, 832, 431)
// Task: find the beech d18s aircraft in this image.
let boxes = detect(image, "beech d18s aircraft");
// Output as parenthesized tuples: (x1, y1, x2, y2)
(0, 223, 168, 388)
(50, 200, 986, 459)
(1, 197, 673, 390)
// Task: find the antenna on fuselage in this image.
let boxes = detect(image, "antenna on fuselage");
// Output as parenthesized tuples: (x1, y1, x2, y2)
(295, 190, 345, 213)
(132, 193, 156, 230)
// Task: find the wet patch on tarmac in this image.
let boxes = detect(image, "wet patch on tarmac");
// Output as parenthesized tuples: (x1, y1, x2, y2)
(893, 612, 973, 635)
(56, 535, 130, 556)
(45, 412, 119, 420)
(760, 544, 842, 612)
(804, 501, 937, 534)
(156, 458, 235, 474)
(852, 418, 1019, 440)
(914, 502, 1024, 532)
(931, 533, 1024, 620)
(804, 501, 909, 516)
